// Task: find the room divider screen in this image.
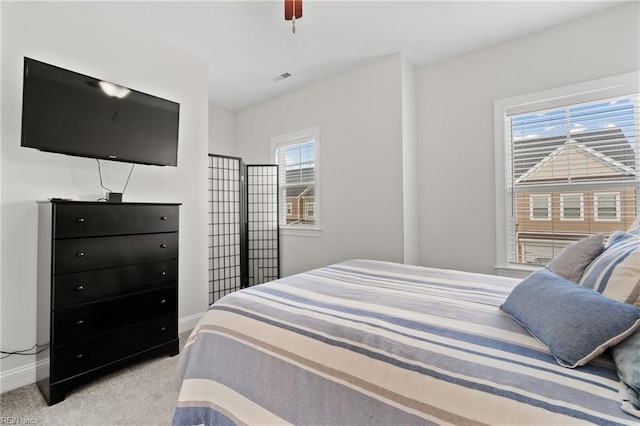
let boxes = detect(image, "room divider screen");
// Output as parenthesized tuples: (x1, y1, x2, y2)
(247, 165, 280, 286)
(208, 155, 279, 304)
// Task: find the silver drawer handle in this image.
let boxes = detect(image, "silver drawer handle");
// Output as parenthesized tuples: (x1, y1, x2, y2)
(76, 353, 83, 359)
(76, 285, 84, 291)
(77, 218, 85, 223)
(160, 271, 167, 277)
(160, 326, 166, 331)
(160, 299, 167, 304)
(76, 320, 84, 325)
(160, 244, 167, 249)
(160, 216, 168, 221)
(76, 252, 85, 257)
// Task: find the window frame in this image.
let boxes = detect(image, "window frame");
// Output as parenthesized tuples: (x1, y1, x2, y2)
(271, 126, 321, 237)
(494, 71, 639, 277)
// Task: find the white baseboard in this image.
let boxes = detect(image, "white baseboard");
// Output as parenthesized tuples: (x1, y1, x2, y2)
(0, 311, 205, 394)
(0, 359, 48, 394)
(179, 311, 204, 334)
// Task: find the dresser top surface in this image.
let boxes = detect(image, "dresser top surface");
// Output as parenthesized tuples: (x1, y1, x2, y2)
(38, 200, 181, 206)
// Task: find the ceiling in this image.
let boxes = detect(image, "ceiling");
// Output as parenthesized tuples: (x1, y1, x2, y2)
(93, 1, 623, 111)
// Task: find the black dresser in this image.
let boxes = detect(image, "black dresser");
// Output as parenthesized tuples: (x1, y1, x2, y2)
(36, 201, 180, 405)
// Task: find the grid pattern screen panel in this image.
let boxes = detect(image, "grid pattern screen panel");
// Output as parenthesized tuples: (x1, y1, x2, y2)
(247, 165, 279, 286)
(208, 155, 243, 304)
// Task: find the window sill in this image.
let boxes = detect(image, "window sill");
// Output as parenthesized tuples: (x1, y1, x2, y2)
(280, 227, 322, 238)
(494, 264, 540, 279)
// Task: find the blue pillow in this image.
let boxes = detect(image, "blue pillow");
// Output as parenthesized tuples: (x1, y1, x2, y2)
(501, 269, 640, 368)
(612, 329, 640, 411)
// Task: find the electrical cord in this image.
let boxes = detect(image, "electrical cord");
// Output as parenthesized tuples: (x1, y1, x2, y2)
(96, 159, 113, 193)
(1, 343, 48, 359)
(96, 159, 135, 201)
(122, 164, 135, 195)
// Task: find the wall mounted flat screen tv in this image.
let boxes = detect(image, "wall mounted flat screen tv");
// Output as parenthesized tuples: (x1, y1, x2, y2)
(21, 57, 180, 167)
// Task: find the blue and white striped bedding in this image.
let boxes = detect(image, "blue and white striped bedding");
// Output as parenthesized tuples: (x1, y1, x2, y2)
(173, 259, 637, 425)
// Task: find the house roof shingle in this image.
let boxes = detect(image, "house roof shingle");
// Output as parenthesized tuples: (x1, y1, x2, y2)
(513, 127, 636, 180)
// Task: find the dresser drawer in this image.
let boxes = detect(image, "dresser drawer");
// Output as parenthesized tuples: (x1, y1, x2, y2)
(53, 287, 176, 345)
(53, 204, 179, 238)
(53, 260, 177, 309)
(53, 233, 178, 274)
(51, 314, 177, 383)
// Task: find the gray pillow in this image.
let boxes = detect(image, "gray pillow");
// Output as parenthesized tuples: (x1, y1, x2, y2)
(546, 234, 604, 283)
(501, 269, 640, 368)
(612, 329, 640, 412)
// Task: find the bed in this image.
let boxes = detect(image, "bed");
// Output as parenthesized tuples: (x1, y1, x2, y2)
(173, 259, 639, 425)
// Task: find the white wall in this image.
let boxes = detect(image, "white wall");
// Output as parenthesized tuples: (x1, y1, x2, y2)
(401, 57, 419, 265)
(236, 55, 408, 276)
(208, 104, 237, 156)
(417, 2, 640, 274)
(0, 2, 209, 392)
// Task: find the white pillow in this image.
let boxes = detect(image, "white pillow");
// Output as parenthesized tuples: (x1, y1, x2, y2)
(580, 230, 640, 306)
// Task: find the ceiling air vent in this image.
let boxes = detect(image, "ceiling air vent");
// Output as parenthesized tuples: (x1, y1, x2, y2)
(272, 72, 292, 82)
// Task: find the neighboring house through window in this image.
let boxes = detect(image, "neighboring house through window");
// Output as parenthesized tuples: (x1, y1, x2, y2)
(495, 72, 639, 273)
(272, 127, 320, 236)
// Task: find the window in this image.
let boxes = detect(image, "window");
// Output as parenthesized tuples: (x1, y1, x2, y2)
(560, 194, 584, 221)
(272, 127, 320, 234)
(495, 72, 639, 272)
(306, 202, 315, 220)
(530, 195, 551, 220)
(594, 193, 620, 221)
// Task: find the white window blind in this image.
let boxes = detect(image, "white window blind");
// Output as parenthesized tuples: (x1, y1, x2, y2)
(505, 94, 639, 265)
(274, 133, 318, 229)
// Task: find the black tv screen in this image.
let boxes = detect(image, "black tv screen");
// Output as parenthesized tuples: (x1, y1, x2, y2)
(21, 57, 180, 167)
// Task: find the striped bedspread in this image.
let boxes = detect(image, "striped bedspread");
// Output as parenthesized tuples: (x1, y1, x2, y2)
(173, 259, 637, 425)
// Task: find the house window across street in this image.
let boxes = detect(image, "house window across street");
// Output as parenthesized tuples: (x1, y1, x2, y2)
(560, 194, 584, 221)
(530, 195, 551, 220)
(594, 193, 620, 221)
(306, 202, 315, 220)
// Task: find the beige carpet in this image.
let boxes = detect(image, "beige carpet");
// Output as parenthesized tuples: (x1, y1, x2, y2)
(0, 331, 191, 425)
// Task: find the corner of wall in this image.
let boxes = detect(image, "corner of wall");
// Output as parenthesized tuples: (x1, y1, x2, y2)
(208, 103, 238, 156)
(401, 57, 419, 265)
